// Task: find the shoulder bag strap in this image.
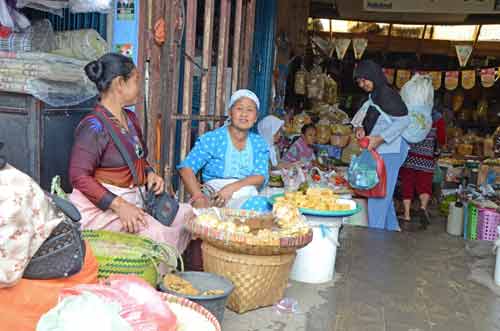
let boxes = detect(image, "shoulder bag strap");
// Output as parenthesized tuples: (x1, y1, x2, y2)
(93, 111, 147, 204)
(368, 94, 393, 124)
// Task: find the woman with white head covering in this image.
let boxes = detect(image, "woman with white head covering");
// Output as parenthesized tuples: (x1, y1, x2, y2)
(178, 89, 271, 212)
(257, 115, 285, 168)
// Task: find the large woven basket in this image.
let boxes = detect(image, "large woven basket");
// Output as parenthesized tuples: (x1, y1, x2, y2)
(160, 292, 221, 331)
(186, 208, 313, 256)
(82, 230, 180, 287)
(202, 242, 296, 314)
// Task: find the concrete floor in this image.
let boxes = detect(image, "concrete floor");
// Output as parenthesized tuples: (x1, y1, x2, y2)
(222, 214, 500, 331)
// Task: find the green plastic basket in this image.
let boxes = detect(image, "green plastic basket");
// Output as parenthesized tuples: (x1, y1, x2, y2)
(467, 203, 478, 240)
(82, 230, 182, 286)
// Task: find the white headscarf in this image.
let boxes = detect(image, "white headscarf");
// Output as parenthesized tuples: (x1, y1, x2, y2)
(257, 115, 285, 167)
(227, 89, 260, 112)
(224, 89, 261, 126)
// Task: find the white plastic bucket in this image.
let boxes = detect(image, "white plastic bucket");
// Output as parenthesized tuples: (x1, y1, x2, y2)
(289, 217, 341, 284)
(348, 198, 368, 227)
(447, 203, 464, 236)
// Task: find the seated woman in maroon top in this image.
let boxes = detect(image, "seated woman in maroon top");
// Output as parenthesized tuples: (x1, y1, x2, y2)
(69, 53, 191, 253)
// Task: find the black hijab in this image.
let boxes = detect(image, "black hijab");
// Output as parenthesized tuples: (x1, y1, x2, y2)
(353, 60, 408, 135)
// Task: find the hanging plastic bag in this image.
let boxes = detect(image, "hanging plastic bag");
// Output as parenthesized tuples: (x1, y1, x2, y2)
(294, 66, 306, 95)
(69, 0, 113, 13)
(0, 0, 30, 31)
(348, 138, 387, 198)
(399, 74, 433, 143)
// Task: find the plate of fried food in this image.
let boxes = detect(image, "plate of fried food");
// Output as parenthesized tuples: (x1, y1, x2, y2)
(268, 187, 361, 217)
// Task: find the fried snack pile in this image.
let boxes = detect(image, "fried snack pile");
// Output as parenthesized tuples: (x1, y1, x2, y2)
(163, 274, 224, 297)
(275, 188, 352, 211)
(163, 274, 200, 296)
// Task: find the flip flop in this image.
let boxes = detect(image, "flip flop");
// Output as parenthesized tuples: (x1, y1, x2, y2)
(414, 209, 429, 230)
(398, 218, 419, 232)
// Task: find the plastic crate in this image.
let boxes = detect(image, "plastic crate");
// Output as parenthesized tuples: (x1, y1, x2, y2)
(463, 202, 468, 239)
(467, 203, 478, 240)
(477, 209, 500, 241)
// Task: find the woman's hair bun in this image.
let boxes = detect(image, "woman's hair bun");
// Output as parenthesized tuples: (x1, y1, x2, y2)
(84, 60, 104, 83)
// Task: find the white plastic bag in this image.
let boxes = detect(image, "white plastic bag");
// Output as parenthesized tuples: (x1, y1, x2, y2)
(0, 0, 30, 31)
(400, 73, 434, 108)
(37, 292, 132, 331)
(399, 74, 434, 143)
(69, 0, 113, 13)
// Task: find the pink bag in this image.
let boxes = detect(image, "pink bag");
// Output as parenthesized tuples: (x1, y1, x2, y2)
(60, 275, 177, 331)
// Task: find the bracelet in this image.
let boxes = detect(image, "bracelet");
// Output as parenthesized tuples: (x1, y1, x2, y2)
(189, 193, 208, 205)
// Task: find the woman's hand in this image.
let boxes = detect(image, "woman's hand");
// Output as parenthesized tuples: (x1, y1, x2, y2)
(193, 197, 210, 209)
(214, 184, 238, 207)
(190, 192, 210, 209)
(355, 127, 366, 140)
(366, 136, 384, 151)
(111, 197, 148, 233)
(147, 172, 165, 195)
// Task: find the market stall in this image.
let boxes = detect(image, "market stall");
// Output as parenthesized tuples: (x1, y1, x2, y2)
(185, 186, 360, 313)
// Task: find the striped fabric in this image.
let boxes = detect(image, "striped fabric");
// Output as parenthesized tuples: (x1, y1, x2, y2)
(0, 19, 55, 52)
(403, 127, 437, 173)
(0, 28, 32, 51)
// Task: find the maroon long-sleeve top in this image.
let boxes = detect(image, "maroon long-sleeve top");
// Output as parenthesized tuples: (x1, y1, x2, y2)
(69, 104, 153, 210)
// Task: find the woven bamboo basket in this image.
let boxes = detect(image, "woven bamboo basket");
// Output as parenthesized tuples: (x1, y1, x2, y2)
(82, 230, 181, 287)
(202, 242, 296, 314)
(186, 208, 313, 256)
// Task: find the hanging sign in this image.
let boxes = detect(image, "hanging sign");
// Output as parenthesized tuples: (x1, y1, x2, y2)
(363, 0, 495, 14)
(481, 68, 496, 88)
(445, 71, 459, 91)
(455, 45, 473, 67)
(383, 68, 395, 85)
(352, 38, 368, 60)
(430, 71, 442, 90)
(335, 39, 351, 60)
(395, 69, 411, 89)
(461, 70, 476, 90)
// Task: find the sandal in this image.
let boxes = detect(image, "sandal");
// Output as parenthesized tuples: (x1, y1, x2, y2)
(398, 218, 420, 232)
(414, 209, 429, 230)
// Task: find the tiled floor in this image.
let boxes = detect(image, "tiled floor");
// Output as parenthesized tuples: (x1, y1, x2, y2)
(222, 215, 500, 331)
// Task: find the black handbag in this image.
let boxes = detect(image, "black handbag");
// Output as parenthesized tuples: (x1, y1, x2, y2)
(23, 195, 85, 280)
(94, 111, 179, 226)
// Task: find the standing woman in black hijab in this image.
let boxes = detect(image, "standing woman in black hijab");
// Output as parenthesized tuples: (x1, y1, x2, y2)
(352, 60, 410, 231)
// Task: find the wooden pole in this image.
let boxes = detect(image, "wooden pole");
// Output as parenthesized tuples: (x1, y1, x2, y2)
(198, 0, 215, 135)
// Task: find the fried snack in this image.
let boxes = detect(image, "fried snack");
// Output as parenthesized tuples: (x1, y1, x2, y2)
(245, 214, 275, 232)
(163, 274, 200, 296)
(273, 203, 302, 229)
(276, 188, 352, 211)
(196, 213, 220, 227)
(202, 290, 225, 296)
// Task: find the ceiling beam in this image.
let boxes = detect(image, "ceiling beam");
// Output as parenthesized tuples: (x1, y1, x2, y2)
(315, 30, 500, 58)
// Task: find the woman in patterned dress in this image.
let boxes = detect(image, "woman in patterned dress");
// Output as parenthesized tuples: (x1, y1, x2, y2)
(399, 108, 446, 230)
